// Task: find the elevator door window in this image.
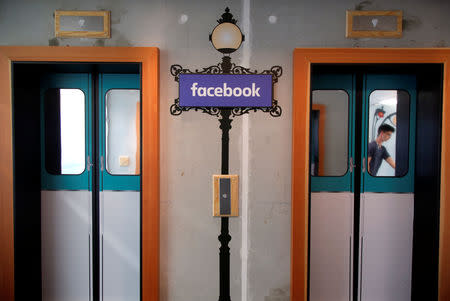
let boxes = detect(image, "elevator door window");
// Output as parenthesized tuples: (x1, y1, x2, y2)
(105, 89, 140, 175)
(367, 89, 411, 177)
(44, 88, 86, 175)
(310, 74, 355, 192)
(311, 90, 349, 177)
(41, 73, 91, 191)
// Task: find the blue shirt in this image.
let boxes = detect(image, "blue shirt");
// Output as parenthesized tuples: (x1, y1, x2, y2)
(368, 140, 390, 176)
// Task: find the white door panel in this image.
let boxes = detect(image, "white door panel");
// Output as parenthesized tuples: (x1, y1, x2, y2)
(310, 192, 354, 301)
(101, 191, 140, 301)
(359, 193, 414, 301)
(41, 190, 92, 301)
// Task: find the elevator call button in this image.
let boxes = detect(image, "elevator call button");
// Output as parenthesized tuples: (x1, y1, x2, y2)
(213, 175, 239, 217)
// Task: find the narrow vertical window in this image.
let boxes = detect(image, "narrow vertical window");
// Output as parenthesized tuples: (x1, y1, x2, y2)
(311, 90, 349, 176)
(105, 89, 140, 175)
(367, 90, 410, 177)
(44, 88, 85, 175)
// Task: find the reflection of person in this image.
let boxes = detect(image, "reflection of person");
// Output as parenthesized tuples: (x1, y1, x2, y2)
(368, 124, 396, 176)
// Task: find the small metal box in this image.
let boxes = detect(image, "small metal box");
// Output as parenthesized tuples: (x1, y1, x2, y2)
(213, 175, 238, 217)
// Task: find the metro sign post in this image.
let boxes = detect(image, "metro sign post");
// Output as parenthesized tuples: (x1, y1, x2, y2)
(170, 7, 282, 301)
(179, 74, 273, 107)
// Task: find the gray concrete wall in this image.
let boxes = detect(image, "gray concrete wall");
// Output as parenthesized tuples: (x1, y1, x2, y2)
(1, 0, 449, 300)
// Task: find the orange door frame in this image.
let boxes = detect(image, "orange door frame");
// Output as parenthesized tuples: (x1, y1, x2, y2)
(0, 46, 159, 301)
(292, 48, 450, 301)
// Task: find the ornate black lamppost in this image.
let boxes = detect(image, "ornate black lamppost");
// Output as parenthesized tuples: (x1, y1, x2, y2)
(170, 7, 282, 301)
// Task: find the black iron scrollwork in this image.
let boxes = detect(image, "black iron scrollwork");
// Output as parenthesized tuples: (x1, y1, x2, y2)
(170, 58, 282, 118)
(170, 98, 221, 117)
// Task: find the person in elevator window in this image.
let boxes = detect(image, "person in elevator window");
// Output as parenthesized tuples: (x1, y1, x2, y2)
(368, 124, 396, 176)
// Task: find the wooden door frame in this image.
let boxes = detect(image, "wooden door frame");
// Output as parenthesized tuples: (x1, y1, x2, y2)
(292, 48, 450, 301)
(0, 46, 159, 301)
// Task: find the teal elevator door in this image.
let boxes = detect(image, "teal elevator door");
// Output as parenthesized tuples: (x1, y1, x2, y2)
(40, 73, 92, 191)
(358, 74, 416, 301)
(40, 73, 141, 191)
(310, 72, 417, 301)
(310, 73, 416, 192)
(40, 72, 93, 301)
(362, 74, 416, 193)
(310, 74, 355, 192)
(40, 72, 141, 301)
(99, 73, 141, 191)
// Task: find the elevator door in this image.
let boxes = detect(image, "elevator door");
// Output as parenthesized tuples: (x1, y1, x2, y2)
(309, 74, 355, 301)
(358, 75, 416, 301)
(99, 74, 141, 301)
(309, 73, 416, 301)
(40, 73, 92, 301)
(40, 72, 141, 301)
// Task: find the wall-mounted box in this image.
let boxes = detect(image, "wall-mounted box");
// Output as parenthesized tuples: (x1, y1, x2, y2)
(213, 175, 238, 217)
(55, 10, 111, 38)
(346, 10, 402, 38)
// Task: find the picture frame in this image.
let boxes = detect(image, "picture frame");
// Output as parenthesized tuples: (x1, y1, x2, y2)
(346, 10, 402, 38)
(55, 10, 111, 38)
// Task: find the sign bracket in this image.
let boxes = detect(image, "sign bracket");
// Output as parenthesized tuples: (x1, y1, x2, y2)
(170, 56, 282, 117)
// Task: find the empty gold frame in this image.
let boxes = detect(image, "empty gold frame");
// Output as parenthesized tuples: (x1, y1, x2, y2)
(346, 10, 402, 38)
(55, 10, 111, 38)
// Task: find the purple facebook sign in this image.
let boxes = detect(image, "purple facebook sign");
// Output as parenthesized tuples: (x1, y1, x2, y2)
(179, 74, 273, 107)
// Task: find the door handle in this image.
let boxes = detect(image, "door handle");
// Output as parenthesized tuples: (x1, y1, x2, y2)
(87, 156, 94, 171)
(100, 156, 104, 172)
(362, 157, 366, 173)
(349, 157, 356, 173)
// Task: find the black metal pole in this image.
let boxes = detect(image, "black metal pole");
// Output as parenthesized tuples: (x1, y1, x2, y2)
(218, 108, 232, 301)
(219, 109, 231, 174)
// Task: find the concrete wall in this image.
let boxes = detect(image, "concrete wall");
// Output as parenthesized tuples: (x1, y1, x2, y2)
(1, 0, 449, 300)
